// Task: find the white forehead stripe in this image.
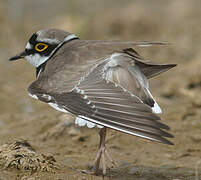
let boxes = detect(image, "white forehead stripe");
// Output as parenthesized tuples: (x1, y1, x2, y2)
(36, 30, 60, 44)
(36, 31, 77, 44)
(37, 38, 60, 44)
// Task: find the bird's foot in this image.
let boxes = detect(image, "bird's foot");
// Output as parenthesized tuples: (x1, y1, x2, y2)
(91, 145, 115, 175)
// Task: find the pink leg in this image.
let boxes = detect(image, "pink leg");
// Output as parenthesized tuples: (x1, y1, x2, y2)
(92, 127, 115, 175)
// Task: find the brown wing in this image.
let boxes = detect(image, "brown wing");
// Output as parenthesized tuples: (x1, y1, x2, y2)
(44, 56, 173, 145)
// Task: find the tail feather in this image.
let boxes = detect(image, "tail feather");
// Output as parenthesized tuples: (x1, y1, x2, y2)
(123, 48, 177, 79)
(137, 62, 177, 79)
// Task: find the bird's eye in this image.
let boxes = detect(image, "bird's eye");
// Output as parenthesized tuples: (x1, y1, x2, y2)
(35, 43, 48, 52)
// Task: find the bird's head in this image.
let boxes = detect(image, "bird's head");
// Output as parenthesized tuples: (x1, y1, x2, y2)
(9, 29, 78, 67)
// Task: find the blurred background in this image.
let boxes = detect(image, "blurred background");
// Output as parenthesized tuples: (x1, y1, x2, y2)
(0, 0, 201, 179)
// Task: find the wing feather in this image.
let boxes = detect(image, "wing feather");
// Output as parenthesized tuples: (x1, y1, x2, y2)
(53, 55, 173, 144)
(29, 52, 173, 145)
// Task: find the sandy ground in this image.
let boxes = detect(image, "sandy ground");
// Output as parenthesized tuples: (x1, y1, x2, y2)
(1, 1, 201, 179)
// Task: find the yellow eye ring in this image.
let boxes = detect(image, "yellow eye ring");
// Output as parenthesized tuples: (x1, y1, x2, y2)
(35, 43, 48, 52)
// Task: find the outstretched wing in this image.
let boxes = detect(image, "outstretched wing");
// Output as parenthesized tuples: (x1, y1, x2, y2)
(28, 51, 173, 145)
(47, 53, 173, 145)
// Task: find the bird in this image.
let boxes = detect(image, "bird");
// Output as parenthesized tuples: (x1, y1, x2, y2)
(9, 29, 176, 175)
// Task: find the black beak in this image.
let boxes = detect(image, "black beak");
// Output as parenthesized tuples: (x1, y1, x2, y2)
(9, 51, 27, 61)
